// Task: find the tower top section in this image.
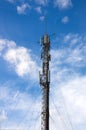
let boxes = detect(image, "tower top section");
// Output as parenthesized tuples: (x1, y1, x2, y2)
(40, 33, 50, 46)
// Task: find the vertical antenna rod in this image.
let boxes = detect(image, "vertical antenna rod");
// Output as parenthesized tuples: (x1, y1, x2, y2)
(39, 34, 51, 130)
(45, 12, 48, 34)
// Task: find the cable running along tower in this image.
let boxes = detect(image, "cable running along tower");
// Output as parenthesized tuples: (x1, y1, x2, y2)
(39, 34, 51, 130)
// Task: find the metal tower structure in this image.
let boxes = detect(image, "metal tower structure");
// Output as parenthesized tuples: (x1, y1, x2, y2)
(39, 33, 51, 130)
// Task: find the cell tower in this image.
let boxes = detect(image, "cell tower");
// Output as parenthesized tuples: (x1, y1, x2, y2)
(39, 33, 51, 130)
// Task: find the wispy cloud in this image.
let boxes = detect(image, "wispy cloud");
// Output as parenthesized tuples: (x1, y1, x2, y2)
(39, 16, 45, 21)
(63, 33, 83, 45)
(51, 34, 86, 80)
(62, 16, 69, 24)
(61, 76, 86, 124)
(35, 0, 49, 6)
(50, 76, 86, 130)
(49, 34, 86, 130)
(54, 0, 72, 9)
(35, 6, 42, 14)
(0, 39, 16, 55)
(17, 3, 31, 14)
(0, 83, 41, 129)
(7, 0, 16, 3)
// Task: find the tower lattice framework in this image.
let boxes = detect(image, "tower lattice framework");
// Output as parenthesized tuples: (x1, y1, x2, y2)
(39, 33, 51, 130)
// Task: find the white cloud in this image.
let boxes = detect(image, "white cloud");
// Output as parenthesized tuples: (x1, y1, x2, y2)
(50, 33, 86, 128)
(51, 46, 85, 72)
(49, 34, 86, 129)
(62, 34, 86, 66)
(50, 76, 86, 130)
(50, 33, 86, 98)
(54, 0, 72, 9)
(0, 39, 16, 52)
(35, 0, 48, 6)
(35, 6, 42, 14)
(63, 33, 82, 45)
(61, 76, 86, 124)
(39, 16, 45, 21)
(17, 3, 31, 14)
(62, 16, 69, 24)
(4, 47, 39, 79)
(0, 39, 39, 80)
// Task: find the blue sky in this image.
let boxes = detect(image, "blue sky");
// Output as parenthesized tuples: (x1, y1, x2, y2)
(0, 0, 86, 130)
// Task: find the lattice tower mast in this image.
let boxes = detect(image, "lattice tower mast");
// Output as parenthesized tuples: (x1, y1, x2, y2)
(39, 33, 51, 130)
